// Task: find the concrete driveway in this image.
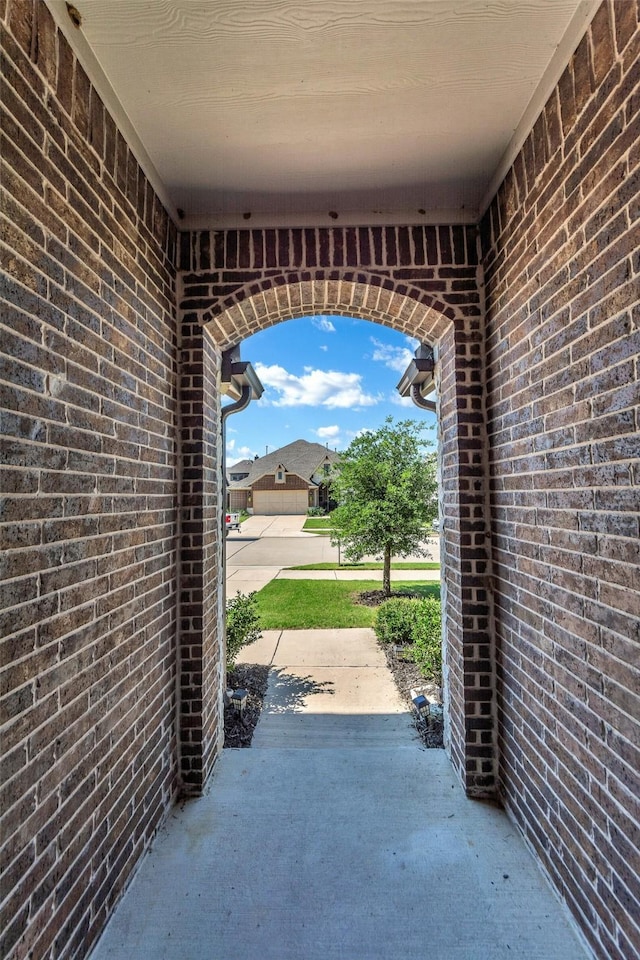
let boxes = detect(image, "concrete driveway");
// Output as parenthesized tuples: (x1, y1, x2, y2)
(230, 514, 314, 539)
(225, 515, 440, 595)
(226, 515, 336, 594)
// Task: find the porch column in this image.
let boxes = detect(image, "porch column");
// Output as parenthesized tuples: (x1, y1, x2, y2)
(177, 313, 225, 794)
(439, 307, 497, 798)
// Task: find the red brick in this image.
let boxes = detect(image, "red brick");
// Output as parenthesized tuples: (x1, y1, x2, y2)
(613, 0, 638, 53)
(481, 7, 640, 956)
(34, 1, 57, 87)
(590, 2, 616, 84)
(6, 0, 34, 57)
(2, 10, 179, 959)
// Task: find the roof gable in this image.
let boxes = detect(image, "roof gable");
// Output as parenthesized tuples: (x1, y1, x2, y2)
(228, 440, 339, 488)
(228, 458, 253, 474)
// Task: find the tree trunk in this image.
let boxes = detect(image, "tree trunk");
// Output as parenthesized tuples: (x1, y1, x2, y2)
(383, 544, 392, 597)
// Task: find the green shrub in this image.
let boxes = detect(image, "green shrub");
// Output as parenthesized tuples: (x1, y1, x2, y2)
(226, 591, 262, 668)
(307, 507, 326, 517)
(374, 598, 420, 645)
(375, 596, 442, 682)
(412, 597, 442, 682)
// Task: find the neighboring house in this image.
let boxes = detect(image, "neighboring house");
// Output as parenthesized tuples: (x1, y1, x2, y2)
(226, 458, 253, 483)
(227, 440, 339, 515)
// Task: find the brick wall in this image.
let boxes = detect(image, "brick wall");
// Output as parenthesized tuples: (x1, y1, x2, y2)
(178, 233, 496, 795)
(1, 3, 178, 958)
(180, 224, 479, 344)
(228, 489, 248, 511)
(177, 318, 224, 794)
(481, 3, 639, 957)
(438, 315, 496, 794)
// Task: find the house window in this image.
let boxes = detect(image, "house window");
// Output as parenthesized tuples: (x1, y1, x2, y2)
(276, 469, 285, 483)
(323, 463, 330, 476)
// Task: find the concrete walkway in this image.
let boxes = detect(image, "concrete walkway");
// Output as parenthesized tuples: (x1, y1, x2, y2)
(276, 568, 440, 580)
(89, 629, 589, 960)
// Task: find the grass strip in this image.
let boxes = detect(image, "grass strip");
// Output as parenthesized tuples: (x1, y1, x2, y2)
(255, 579, 440, 630)
(302, 519, 333, 534)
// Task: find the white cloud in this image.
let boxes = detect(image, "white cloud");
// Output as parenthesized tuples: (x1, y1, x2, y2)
(226, 439, 257, 459)
(316, 425, 340, 439)
(312, 316, 336, 333)
(370, 337, 414, 374)
(319, 344, 328, 352)
(255, 362, 379, 409)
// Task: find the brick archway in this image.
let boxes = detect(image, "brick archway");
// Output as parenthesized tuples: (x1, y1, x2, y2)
(203, 274, 456, 349)
(177, 227, 494, 802)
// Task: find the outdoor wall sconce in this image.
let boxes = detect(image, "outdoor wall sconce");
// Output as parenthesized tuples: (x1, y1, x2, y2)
(231, 689, 248, 713)
(221, 345, 264, 415)
(220, 344, 265, 541)
(412, 694, 430, 719)
(396, 343, 436, 412)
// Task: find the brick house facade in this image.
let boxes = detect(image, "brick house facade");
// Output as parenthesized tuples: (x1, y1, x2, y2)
(227, 440, 339, 515)
(1, 3, 638, 959)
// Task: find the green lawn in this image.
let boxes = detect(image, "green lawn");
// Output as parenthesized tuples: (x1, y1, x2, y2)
(254, 579, 440, 629)
(302, 518, 438, 538)
(302, 518, 333, 534)
(288, 561, 440, 571)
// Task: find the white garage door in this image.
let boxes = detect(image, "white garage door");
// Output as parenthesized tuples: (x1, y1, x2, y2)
(253, 490, 309, 515)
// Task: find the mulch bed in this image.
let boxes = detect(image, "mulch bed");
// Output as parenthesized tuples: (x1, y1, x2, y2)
(356, 589, 444, 748)
(356, 588, 423, 606)
(379, 643, 444, 749)
(223, 663, 269, 748)
(223, 589, 444, 750)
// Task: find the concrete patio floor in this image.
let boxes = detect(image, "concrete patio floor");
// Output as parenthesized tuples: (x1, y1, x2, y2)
(89, 629, 589, 960)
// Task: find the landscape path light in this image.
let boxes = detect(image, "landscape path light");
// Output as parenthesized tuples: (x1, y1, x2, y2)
(231, 689, 248, 713)
(412, 693, 430, 719)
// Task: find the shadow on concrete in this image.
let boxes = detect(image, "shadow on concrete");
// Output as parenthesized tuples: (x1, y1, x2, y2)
(262, 667, 335, 714)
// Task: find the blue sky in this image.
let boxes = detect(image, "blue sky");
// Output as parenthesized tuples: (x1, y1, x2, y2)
(224, 315, 437, 464)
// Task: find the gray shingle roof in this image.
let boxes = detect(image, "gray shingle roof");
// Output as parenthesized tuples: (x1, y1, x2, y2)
(227, 458, 253, 476)
(228, 440, 339, 488)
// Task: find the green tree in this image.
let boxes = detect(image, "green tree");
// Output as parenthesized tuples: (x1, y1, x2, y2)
(330, 417, 438, 596)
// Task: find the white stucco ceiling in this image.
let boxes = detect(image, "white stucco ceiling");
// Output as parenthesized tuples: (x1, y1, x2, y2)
(48, 0, 600, 228)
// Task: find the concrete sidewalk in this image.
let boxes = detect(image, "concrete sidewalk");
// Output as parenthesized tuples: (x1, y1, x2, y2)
(89, 629, 589, 960)
(225, 512, 441, 595)
(225, 565, 440, 595)
(276, 568, 440, 581)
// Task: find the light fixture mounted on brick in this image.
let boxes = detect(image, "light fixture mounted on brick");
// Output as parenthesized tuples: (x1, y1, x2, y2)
(396, 343, 436, 412)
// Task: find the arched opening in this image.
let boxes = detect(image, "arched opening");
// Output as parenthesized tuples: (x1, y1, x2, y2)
(178, 273, 495, 801)
(201, 275, 454, 351)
